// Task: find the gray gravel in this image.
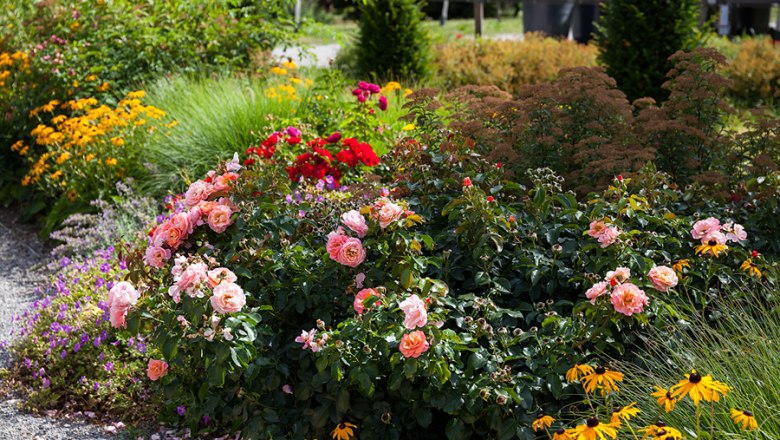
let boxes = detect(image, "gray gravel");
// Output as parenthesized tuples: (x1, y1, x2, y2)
(0, 210, 124, 440)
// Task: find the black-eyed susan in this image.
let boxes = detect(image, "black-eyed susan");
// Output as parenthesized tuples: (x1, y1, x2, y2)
(581, 365, 624, 395)
(650, 387, 677, 413)
(570, 417, 617, 440)
(639, 422, 683, 440)
(331, 422, 357, 440)
(730, 409, 758, 431)
(669, 370, 729, 406)
(740, 259, 762, 277)
(610, 402, 640, 427)
(553, 427, 575, 440)
(694, 238, 728, 257)
(566, 363, 595, 383)
(532, 413, 555, 432)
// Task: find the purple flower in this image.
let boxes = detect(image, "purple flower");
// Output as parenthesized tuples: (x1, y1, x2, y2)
(100, 263, 110, 273)
(104, 362, 114, 372)
(60, 257, 71, 267)
(73, 343, 81, 353)
(24, 358, 31, 369)
(285, 126, 301, 137)
(60, 350, 67, 359)
(99, 352, 105, 361)
(285, 194, 293, 204)
(79, 376, 85, 384)
(177, 406, 186, 416)
(119, 260, 128, 270)
(298, 210, 306, 218)
(95, 277, 105, 289)
(315, 180, 325, 191)
(93, 382, 100, 391)
(202, 415, 210, 425)
(42, 377, 50, 388)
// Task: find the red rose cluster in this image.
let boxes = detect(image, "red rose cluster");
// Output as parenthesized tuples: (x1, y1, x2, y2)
(286, 135, 380, 186)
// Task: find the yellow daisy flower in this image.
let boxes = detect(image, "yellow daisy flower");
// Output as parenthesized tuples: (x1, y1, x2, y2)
(730, 409, 758, 431)
(570, 417, 617, 440)
(610, 402, 639, 427)
(532, 414, 555, 432)
(581, 366, 624, 395)
(640, 423, 683, 440)
(553, 427, 575, 440)
(669, 370, 729, 406)
(694, 238, 727, 257)
(671, 259, 690, 275)
(740, 259, 762, 277)
(566, 364, 594, 383)
(650, 387, 677, 413)
(331, 422, 357, 440)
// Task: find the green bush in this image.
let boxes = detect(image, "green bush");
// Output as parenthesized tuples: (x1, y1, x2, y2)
(356, 0, 431, 81)
(595, 0, 702, 102)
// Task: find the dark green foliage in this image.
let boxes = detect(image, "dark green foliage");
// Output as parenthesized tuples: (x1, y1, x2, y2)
(595, 0, 702, 102)
(356, 0, 431, 80)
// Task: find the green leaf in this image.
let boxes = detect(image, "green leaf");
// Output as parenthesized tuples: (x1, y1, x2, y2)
(416, 408, 433, 428)
(336, 388, 350, 413)
(446, 419, 466, 440)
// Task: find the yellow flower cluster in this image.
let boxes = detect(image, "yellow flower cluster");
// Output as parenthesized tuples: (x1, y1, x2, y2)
(18, 90, 170, 201)
(0, 51, 29, 88)
(263, 60, 312, 103)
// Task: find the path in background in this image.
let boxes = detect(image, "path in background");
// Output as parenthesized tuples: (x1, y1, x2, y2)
(0, 210, 121, 440)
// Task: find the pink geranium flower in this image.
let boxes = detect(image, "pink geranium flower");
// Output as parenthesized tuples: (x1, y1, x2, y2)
(398, 294, 427, 329)
(610, 282, 648, 316)
(399, 331, 430, 358)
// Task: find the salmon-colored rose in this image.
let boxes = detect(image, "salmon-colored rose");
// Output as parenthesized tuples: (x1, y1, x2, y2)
(399, 331, 430, 358)
(147, 359, 168, 381)
(353, 288, 380, 314)
(208, 204, 233, 233)
(334, 237, 366, 268)
(647, 266, 678, 293)
(377, 202, 404, 229)
(210, 282, 246, 314)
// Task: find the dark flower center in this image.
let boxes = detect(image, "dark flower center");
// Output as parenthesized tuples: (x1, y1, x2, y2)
(595, 366, 606, 375)
(657, 429, 667, 435)
(708, 239, 717, 246)
(689, 372, 702, 383)
(587, 417, 599, 428)
(556, 428, 566, 434)
(656, 421, 666, 427)
(339, 423, 346, 430)
(536, 412, 545, 420)
(744, 410, 753, 417)
(666, 391, 673, 399)
(615, 406, 623, 413)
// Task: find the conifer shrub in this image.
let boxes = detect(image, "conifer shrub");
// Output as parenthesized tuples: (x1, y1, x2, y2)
(355, 0, 431, 81)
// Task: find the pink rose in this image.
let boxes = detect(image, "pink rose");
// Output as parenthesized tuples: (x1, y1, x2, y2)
(724, 222, 747, 243)
(147, 359, 168, 381)
(691, 217, 721, 240)
(171, 262, 209, 299)
(170, 212, 193, 236)
(213, 172, 237, 193)
(605, 267, 631, 285)
(341, 210, 368, 238)
(326, 228, 349, 259)
(587, 220, 607, 238)
(598, 226, 619, 248)
(353, 288, 381, 314)
(109, 307, 129, 328)
(207, 267, 237, 288)
(355, 272, 366, 289)
(210, 282, 246, 314)
(610, 282, 648, 316)
(398, 294, 427, 329)
(295, 328, 316, 350)
(108, 281, 140, 310)
(585, 281, 608, 304)
(377, 202, 404, 229)
(207, 204, 233, 233)
(144, 245, 171, 268)
(184, 180, 211, 209)
(197, 200, 218, 216)
(399, 331, 430, 358)
(187, 206, 205, 228)
(702, 230, 727, 246)
(647, 266, 678, 293)
(333, 237, 366, 268)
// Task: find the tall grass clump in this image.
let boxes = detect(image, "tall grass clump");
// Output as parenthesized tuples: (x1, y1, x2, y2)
(142, 75, 302, 195)
(614, 286, 780, 437)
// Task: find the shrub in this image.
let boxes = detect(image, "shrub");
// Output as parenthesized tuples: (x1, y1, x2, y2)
(723, 36, 780, 107)
(434, 34, 598, 95)
(595, 0, 702, 102)
(356, 0, 431, 80)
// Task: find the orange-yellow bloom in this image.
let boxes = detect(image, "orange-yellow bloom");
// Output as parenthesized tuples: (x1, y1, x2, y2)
(532, 414, 555, 432)
(669, 370, 729, 406)
(650, 386, 677, 413)
(581, 366, 624, 395)
(730, 409, 758, 431)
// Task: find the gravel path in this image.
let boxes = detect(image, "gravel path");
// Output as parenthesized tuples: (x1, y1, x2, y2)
(0, 210, 123, 440)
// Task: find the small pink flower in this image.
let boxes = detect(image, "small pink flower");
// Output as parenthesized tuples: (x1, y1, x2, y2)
(355, 273, 366, 289)
(353, 288, 381, 314)
(702, 230, 727, 246)
(295, 328, 316, 350)
(210, 282, 246, 314)
(691, 217, 721, 240)
(647, 266, 678, 293)
(282, 384, 293, 394)
(585, 281, 608, 304)
(107, 282, 140, 328)
(605, 267, 631, 285)
(326, 132, 342, 143)
(398, 294, 427, 329)
(207, 267, 237, 288)
(172, 262, 209, 299)
(341, 210, 368, 237)
(207, 204, 233, 233)
(399, 331, 430, 358)
(147, 359, 169, 381)
(286, 126, 301, 137)
(144, 245, 171, 268)
(598, 226, 619, 248)
(333, 237, 366, 268)
(587, 220, 607, 238)
(378, 95, 388, 111)
(377, 202, 404, 229)
(723, 222, 747, 243)
(213, 172, 237, 193)
(610, 282, 648, 316)
(184, 180, 211, 209)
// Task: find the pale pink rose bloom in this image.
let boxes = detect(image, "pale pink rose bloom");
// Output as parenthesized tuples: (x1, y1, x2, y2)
(109, 307, 129, 328)
(334, 238, 366, 268)
(210, 282, 246, 314)
(207, 204, 233, 233)
(171, 254, 188, 278)
(605, 267, 631, 285)
(309, 335, 326, 353)
(326, 228, 349, 259)
(399, 330, 430, 358)
(187, 206, 205, 228)
(610, 282, 649, 316)
(355, 273, 366, 289)
(647, 266, 678, 292)
(691, 217, 721, 240)
(585, 281, 609, 304)
(598, 226, 619, 248)
(341, 210, 368, 238)
(587, 220, 608, 238)
(203, 328, 216, 341)
(377, 202, 404, 229)
(398, 294, 428, 329)
(144, 245, 171, 268)
(207, 267, 237, 288)
(184, 180, 211, 209)
(702, 230, 727, 246)
(724, 222, 747, 243)
(353, 288, 381, 314)
(295, 328, 316, 350)
(174, 262, 209, 298)
(147, 359, 169, 381)
(108, 281, 140, 309)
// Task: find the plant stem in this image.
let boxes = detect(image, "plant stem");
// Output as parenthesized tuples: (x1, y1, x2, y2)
(696, 404, 701, 437)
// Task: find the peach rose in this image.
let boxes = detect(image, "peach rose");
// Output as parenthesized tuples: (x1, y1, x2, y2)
(207, 267, 237, 288)
(144, 245, 171, 268)
(605, 267, 631, 285)
(598, 226, 619, 248)
(585, 281, 608, 304)
(210, 282, 246, 314)
(377, 202, 404, 229)
(147, 359, 169, 381)
(207, 204, 233, 233)
(333, 237, 366, 268)
(399, 330, 430, 358)
(353, 288, 380, 314)
(399, 294, 427, 329)
(184, 180, 211, 209)
(647, 266, 678, 293)
(326, 228, 349, 260)
(197, 200, 218, 216)
(610, 282, 648, 316)
(587, 220, 607, 238)
(341, 210, 368, 238)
